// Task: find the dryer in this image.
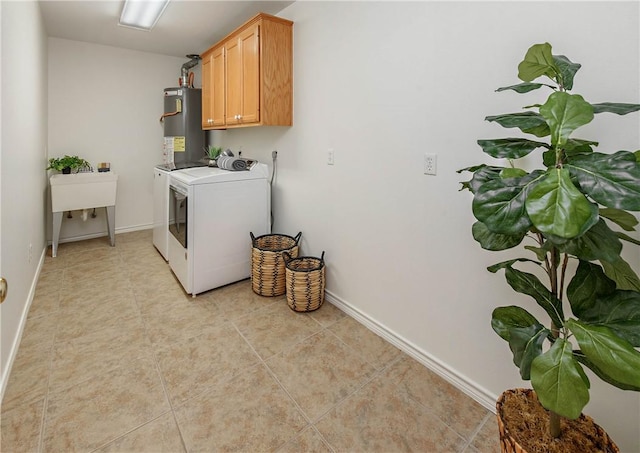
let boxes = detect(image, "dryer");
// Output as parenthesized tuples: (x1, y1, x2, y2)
(167, 164, 270, 296)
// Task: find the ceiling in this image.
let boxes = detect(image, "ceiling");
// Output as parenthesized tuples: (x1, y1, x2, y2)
(39, 0, 295, 58)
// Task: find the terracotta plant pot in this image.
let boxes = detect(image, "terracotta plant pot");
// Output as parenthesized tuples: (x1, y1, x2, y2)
(496, 388, 618, 453)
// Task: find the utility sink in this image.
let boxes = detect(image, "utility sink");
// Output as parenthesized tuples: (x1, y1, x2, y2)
(50, 172, 118, 257)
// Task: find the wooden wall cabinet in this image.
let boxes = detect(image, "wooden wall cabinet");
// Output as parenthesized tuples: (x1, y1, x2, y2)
(201, 13, 293, 130)
(202, 45, 225, 128)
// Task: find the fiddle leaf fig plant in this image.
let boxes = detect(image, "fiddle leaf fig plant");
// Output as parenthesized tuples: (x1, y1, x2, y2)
(459, 42, 640, 438)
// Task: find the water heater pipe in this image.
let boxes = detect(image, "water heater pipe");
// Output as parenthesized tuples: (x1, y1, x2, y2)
(180, 54, 201, 88)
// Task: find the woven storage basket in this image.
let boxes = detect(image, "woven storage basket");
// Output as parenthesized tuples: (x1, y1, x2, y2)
(283, 251, 326, 312)
(250, 232, 302, 296)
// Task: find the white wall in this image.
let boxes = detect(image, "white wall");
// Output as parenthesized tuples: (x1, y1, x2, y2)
(47, 38, 200, 240)
(0, 0, 49, 398)
(214, 2, 640, 450)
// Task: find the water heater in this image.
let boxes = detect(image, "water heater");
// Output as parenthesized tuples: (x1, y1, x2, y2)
(162, 87, 204, 167)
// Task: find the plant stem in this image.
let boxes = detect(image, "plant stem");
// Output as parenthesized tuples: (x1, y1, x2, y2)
(547, 247, 563, 437)
(548, 247, 561, 339)
(550, 411, 562, 438)
(559, 253, 569, 303)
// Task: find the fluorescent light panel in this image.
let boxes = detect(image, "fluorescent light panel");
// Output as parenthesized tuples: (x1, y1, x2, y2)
(119, 0, 170, 31)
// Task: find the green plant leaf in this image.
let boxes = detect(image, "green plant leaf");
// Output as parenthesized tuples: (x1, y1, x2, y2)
(457, 164, 487, 174)
(601, 256, 640, 291)
(487, 258, 541, 273)
(578, 290, 640, 346)
(473, 170, 545, 235)
(492, 307, 548, 378)
(575, 354, 640, 391)
(472, 222, 526, 251)
(518, 42, 558, 82)
(525, 168, 599, 239)
(510, 327, 548, 380)
(565, 138, 598, 154)
(600, 208, 639, 231)
(539, 92, 594, 147)
(552, 54, 581, 90)
(542, 139, 597, 169)
(542, 150, 556, 168)
(496, 83, 555, 93)
(592, 103, 640, 115)
(567, 319, 640, 388)
(566, 151, 640, 211)
(556, 219, 622, 262)
(530, 338, 590, 420)
(477, 138, 548, 159)
(485, 112, 550, 137)
(616, 232, 640, 246)
(491, 306, 542, 341)
(567, 261, 616, 317)
(524, 245, 548, 261)
(504, 266, 565, 328)
(459, 166, 504, 194)
(500, 168, 528, 179)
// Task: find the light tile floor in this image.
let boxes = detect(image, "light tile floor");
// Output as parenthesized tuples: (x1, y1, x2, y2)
(1, 230, 500, 452)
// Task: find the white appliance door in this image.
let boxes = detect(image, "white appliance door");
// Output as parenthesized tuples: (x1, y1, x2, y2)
(152, 168, 169, 260)
(191, 178, 270, 294)
(167, 181, 191, 294)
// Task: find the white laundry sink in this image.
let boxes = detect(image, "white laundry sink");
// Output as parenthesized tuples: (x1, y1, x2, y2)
(50, 172, 118, 257)
(50, 172, 118, 211)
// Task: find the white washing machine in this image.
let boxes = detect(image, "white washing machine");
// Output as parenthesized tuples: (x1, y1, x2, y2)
(167, 164, 271, 296)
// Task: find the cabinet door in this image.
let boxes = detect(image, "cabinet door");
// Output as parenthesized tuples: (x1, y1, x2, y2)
(225, 24, 259, 125)
(201, 53, 213, 129)
(239, 24, 259, 124)
(211, 46, 226, 126)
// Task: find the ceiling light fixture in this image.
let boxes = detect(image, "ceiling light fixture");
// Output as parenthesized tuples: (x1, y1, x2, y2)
(119, 0, 170, 31)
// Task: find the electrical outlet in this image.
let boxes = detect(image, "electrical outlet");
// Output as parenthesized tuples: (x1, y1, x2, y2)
(424, 153, 437, 175)
(327, 148, 335, 165)
(272, 150, 278, 159)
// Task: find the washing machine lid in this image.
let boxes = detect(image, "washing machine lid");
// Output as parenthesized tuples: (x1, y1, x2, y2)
(170, 162, 269, 185)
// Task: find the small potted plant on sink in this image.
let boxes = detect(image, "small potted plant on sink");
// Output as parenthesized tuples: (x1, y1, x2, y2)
(204, 145, 222, 166)
(47, 155, 90, 174)
(459, 42, 640, 452)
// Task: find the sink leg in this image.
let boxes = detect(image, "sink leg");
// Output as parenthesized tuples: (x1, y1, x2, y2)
(52, 211, 63, 258)
(106, 205, 116, 247)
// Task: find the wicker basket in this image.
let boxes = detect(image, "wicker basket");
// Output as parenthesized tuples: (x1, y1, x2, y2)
(250, 232, 302, 296)
(283, 251, 326, 312)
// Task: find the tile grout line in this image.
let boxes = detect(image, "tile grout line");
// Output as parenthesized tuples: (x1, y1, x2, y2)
(230, 318, 330, 451)
(121, 247, 191, 453)
(36, 277, 62, 453)
(36, 261, 79, 453)
(461, 410, 495, 452)
(259, 320, 405, 452)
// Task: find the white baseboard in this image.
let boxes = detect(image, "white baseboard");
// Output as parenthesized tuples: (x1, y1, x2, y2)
(324, 289, 498, 413)
(0, 248, 46, 403)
